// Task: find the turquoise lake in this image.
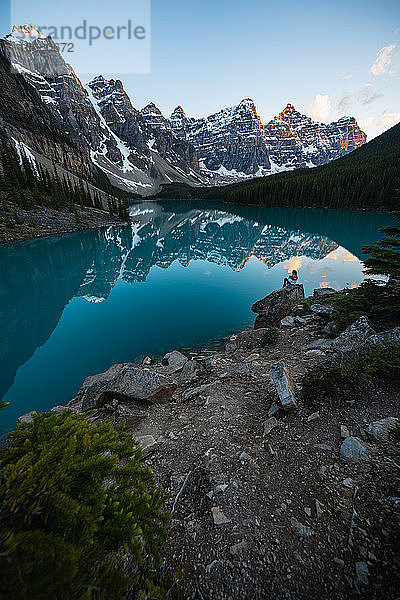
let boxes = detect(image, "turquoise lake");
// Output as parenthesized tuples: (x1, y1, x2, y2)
(0, 201, 393, 435)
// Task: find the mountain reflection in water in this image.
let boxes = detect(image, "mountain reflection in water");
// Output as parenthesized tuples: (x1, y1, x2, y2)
(0, 202, 393, 434)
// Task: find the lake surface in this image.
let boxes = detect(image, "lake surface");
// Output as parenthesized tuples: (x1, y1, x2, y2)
(0, 201, 393, 434)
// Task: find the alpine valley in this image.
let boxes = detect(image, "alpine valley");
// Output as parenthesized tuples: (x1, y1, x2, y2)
(0, 25, 366, 198)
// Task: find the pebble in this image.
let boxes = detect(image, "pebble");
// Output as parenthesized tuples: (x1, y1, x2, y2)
(263, 417, 278, 436)
(340, 425, 350, 439)
(211, 506, 231, 525)
(307, 411, 320, 422)
(230, 541, 247, 555)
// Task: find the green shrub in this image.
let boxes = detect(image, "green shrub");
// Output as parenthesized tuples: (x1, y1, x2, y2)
(302, 345, 400, 405)
(0, 411, 172, 600)
(328, 279, 400, 332)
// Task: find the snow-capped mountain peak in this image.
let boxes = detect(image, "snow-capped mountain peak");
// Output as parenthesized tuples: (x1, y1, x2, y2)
(7, 25, 47, 42)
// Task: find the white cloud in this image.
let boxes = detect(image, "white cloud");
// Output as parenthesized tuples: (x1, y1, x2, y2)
(344, 74, 353, 80)
(359, 112, 400, 139)
(308, 94, 331, 122)
(370, 44, 396, 75)
(359, 112, 400, 129)
(337, 83, 383, 113)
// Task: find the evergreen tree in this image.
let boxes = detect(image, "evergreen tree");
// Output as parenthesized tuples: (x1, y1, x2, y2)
(0, 411, 170, 600)
(363, 206, 400, 279)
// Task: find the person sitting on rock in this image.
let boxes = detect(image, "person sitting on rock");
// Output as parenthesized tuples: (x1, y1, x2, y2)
(283, 269, 298, 287)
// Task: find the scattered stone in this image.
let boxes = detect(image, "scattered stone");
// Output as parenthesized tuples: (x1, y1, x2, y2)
(162, 350, 188, 370)
(230, 541, 247, 555)
(281, 316, 296, 327)
(179, 359, 208, 383)
(304, 506, 312, 517)
(251, 284, 305, 326)
(366, 417, 398, 441)
(322, 321, 339, 338)
(307, 412, 320, 422)
(343, 478, 354, 488)
(339, 437, 368, 462)
(313, 287, 338, 298)
(50, 405, 68, 415)
(334, 557, 345, 568)
(17, 411, 37, 424)
(340, 425, 350, 439)
(314, 444, 333, 451)
(225, 328, 271, 353)
(113, 404, 147, 426)
(270, 361, 297, 410)
(134, 434, 157, 458)
(263, 417, 278, 435)
(245, 353, 260, 362)
(211, 506, 231, 525)
(142, 356, 152, 366)
(291, 517, 314, 539)
(182, 381, 219, 402)
(239, 451, 252, 462)
(365, 326, 400, 350)
(310, 304, 334, 316)
(268, 402, 280, 417)
(332, 316, 375, 353)
(315, 499, 323, 518)
(305, 338, 333, 351)
(355, 561, 369, 586)
(295, 315, 313, 325)
(216, 484, 228, 492)
(232, 363, 251, 375)
(305, 349, 326, 359)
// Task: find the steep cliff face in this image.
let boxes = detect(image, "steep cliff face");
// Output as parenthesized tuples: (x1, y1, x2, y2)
(86, 76, 200, 177)
(170, 99, 270, 176)
(0, 28, 203, 195)
(170, 100, 366, 179)
(264, 103, 367, 170)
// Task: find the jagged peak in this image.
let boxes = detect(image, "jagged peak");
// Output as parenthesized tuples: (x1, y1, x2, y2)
(239, 97, 256, 107)
(141, 102, 162, 115)
(6, 25, 47, 42)
(87, 75, 125, 94)
(171, 106, 186, 118)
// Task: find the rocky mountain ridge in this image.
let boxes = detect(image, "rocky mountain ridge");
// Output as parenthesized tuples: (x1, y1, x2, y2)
(0, 25, 367, 196)
(170, 100, 367, 177)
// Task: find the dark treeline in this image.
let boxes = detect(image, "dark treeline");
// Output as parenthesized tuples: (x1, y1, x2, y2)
(156, 122, 400, 211)
(0, 138, 129, 222)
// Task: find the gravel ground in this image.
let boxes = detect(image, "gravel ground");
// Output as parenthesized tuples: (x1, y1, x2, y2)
(69, 314, 399, 599)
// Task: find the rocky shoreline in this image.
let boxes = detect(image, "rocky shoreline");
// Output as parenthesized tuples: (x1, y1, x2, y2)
(18, 283, 400, 599)
(0, 200, 127, 244)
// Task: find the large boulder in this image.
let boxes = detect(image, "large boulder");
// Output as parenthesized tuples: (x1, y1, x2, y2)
(162, 350, 188, 370)
(310, 304, 333, 317)
(313, 287, 338, 299)
(269, 361, 297, 410)
(364, 327, 400, 350)
(251, 284, 305, 326)
(331, 316, 375, 353)
(73, 363, 177, 411)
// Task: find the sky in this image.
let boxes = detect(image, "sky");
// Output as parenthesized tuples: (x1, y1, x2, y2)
(1, 0, 399, 140)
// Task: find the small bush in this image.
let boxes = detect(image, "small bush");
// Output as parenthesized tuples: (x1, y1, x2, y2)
(0, 411, 172, 600)
(302, 345, 400, 405)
